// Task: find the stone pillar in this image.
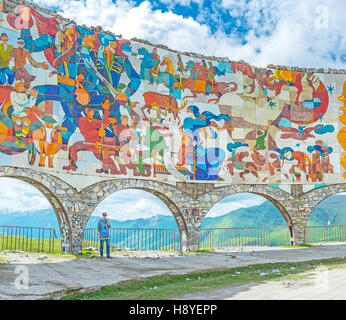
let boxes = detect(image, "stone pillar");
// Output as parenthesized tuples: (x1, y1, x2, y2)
(60, 237, 70, 253)
(187, 235, 199, 251)
(290, 184, 304, 198)
(280, 185, 314, 245)
(290, 185, 306, 245)
(287, 206, 310, 245)
(60, 196, 97, 254)
(59, 227, 72, 253)
(175, 182, 216, 251)
(186, 228, 200, 252)
(70, 231, 83, 254)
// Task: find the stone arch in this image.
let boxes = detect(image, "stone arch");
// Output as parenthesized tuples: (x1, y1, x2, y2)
(198, 184, 294, 224)
(0, 166, 74, 252)
(298, 184, 346, 243)
(80, 179, 189, 251)
(197, 184, 296, 244)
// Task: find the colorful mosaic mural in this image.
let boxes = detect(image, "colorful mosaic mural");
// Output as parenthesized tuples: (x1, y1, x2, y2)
(0, 1, 345, 185)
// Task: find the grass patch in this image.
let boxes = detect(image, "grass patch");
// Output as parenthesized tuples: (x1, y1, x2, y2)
(47, 252, 75, 258)
(0, 235, 61, 254)
(281, 244, 314, 248)
(77, 250, 139, 258)
(270, 229, 290, 246)
(79, 250, 97, 258)
(184, 249, 212, 253)
(57, 256, 346, 300)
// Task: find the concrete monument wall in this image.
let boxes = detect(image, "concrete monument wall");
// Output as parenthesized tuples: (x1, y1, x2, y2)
(0, 0, 345, 189)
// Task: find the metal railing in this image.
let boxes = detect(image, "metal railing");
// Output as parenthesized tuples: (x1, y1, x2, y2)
(305, 225, 346, 243)
(4, 224, 344, 255)
(83, 228, 181, 251)
(0, 226, 59, 253)
(199, 227, 271, 249)
(268, 227, 292, 246)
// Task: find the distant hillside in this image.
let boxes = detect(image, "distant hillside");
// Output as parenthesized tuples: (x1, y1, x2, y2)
(0, 209, 59, 230)
(307, 195, 346, 226)
(201, 201, 287, 229)
(86, 214, 178, 230)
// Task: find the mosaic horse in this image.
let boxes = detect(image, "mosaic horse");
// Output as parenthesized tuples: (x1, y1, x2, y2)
(137, 48, 181, 99)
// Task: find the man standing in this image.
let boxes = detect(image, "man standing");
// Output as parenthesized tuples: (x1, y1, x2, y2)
(97, 212, 111, 258)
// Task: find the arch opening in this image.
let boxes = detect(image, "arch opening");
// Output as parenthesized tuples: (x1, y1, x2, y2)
(83, 188, 186, 252)
(200, 192, 292, 248)
(0, 177, 70, 253)
(306, 192, 346, 244)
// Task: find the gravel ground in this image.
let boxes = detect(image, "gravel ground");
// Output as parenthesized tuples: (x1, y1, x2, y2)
(0, 243, 345, 300)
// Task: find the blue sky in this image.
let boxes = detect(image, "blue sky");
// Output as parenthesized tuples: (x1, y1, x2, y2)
(29, 0, 345, 68)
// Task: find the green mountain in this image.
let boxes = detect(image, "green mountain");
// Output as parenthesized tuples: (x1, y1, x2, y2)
(86, 214, 178, 230)
(0, 209, 59, 230)
(201, 201, 287, 229)
(307, 195, 346, 226)
(0, 194, 345, 247)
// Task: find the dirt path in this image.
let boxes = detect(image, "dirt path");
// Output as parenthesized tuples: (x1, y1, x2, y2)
(0, 244, 345, 300)
(173, 265, 346, 300)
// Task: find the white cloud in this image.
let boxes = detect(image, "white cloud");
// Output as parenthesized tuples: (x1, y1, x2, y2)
(29, 0, 345, 69)
(92, 189, 268, 220)
(207, 193, 266, 217)
(93, 189, 171, 220)
(0, 179, 172, 219)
